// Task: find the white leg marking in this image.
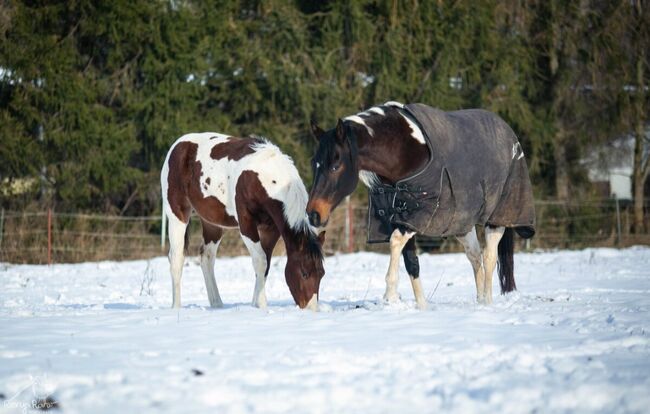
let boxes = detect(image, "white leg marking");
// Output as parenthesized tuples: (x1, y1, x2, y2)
(167, 213, 187, 309)
(483, 226, 505, 305)
(457, 227, 486, 304)
(410, 276, 427, 310)
(200, 240, 224, 308)
(241, 235, 268, 309)
(383, 229, 415, 303)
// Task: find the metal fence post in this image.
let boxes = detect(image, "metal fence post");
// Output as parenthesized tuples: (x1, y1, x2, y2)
(0, 208, 4, 250)
(47, 208, 52, 265)
(615, 195, 622, 246)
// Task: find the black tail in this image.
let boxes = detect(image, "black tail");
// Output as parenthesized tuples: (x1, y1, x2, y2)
(497, 227, 516, 294)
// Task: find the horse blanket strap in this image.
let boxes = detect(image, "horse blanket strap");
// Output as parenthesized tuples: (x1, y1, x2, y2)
(367, 103, 536, 243)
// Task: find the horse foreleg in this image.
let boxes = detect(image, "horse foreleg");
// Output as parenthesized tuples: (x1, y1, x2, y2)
(402, 237, 426, 310)
(167, 213, 188, 309)
(241, 234, 269, 309)
(383, 228, 415, 303)
(457, 227, 486, 304)
(199, 221, 224, 308)
(482, 226, 505, 304)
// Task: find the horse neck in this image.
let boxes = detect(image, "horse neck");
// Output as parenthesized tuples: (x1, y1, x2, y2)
(262, 196, 306, 256)
(353, 122, 429, 184)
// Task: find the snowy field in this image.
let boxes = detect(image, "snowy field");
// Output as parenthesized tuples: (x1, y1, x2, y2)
(1, 247, 649, 413)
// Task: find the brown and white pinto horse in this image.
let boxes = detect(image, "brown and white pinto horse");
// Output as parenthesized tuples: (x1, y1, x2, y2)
(162, 133, 324, 310)
(308, 101, 531, 308)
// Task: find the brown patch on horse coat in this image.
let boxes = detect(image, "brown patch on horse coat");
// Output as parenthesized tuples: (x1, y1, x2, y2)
(210, 137, 261, 161)
(234, 170, 283, 243)
(166, 141, 238, 228)
(200, 219, 224, 245)
(166, 141, 196, 223)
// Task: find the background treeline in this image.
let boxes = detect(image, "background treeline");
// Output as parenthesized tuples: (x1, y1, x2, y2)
(1, 0, 648, 229)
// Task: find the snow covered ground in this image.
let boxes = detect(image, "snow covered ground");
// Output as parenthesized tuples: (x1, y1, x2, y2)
(1, 247, 649, 413)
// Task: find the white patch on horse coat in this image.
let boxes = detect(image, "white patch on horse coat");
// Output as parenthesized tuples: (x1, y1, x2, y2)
(384, 101, 405, 108)
(359, 170, 380, 189)
(367, 106, 385, 116)
(344, 115, 374, 137)
(162, 132, 235, 221)
(399, 112, 426, 144)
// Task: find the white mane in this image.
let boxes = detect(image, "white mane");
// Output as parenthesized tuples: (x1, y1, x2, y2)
(248, 141, 315, 234)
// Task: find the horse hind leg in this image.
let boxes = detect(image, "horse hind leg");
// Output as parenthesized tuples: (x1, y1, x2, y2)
(384, 228, 415, 303)
(199, 220, 224, 308)
(457, 227, 486, 304)
(402, 237, 427, 310)
(483, 226, 506, 304)
(167, 211, 189, 309)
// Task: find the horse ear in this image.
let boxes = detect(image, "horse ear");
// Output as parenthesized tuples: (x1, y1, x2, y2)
(310, 120, 324, 142)
(317, 230, 326, 245)
(335, 118, 345, 143)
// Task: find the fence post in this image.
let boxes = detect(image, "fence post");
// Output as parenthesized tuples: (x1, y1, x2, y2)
(47, 208, 52, 265)
(0, 208, 4, 250)
(161, 206, 167, 251)
(615, 195, 622, 246)
(347, 196, 354, 253)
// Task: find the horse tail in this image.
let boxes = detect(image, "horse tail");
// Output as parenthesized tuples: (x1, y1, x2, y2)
(497, 227, 516, 294)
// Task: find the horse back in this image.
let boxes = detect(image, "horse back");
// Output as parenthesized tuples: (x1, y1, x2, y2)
(162, 133, 263, 227)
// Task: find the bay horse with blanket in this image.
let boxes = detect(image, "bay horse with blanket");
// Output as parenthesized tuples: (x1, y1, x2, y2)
(307, 102, 535, 308)
(162, 133, 324, 310)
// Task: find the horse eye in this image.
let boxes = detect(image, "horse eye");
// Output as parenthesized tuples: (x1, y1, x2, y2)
(330, 164, 339, 172)
(301, 271, 308, 279)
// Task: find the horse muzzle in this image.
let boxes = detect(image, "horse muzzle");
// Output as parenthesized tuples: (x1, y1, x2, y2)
(303, 293, 319, 311)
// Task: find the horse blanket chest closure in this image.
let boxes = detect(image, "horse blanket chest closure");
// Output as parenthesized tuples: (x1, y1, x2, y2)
(367, 103, 536, 243)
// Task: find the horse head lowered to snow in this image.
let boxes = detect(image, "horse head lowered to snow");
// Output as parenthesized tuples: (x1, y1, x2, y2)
(162, 133, 325, 310)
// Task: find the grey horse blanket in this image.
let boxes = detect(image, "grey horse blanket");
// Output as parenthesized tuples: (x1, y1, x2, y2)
(367, 103, 536, 243)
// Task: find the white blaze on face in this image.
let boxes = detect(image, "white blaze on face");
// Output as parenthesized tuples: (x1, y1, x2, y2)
(305, 293, 319, 311)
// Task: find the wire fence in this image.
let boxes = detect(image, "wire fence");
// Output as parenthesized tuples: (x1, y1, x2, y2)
(0, 198, 648, 264)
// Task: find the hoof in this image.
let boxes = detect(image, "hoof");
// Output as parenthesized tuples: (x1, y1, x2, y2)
(383, 292, 401, 303)
(415, 300, 428, 311)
